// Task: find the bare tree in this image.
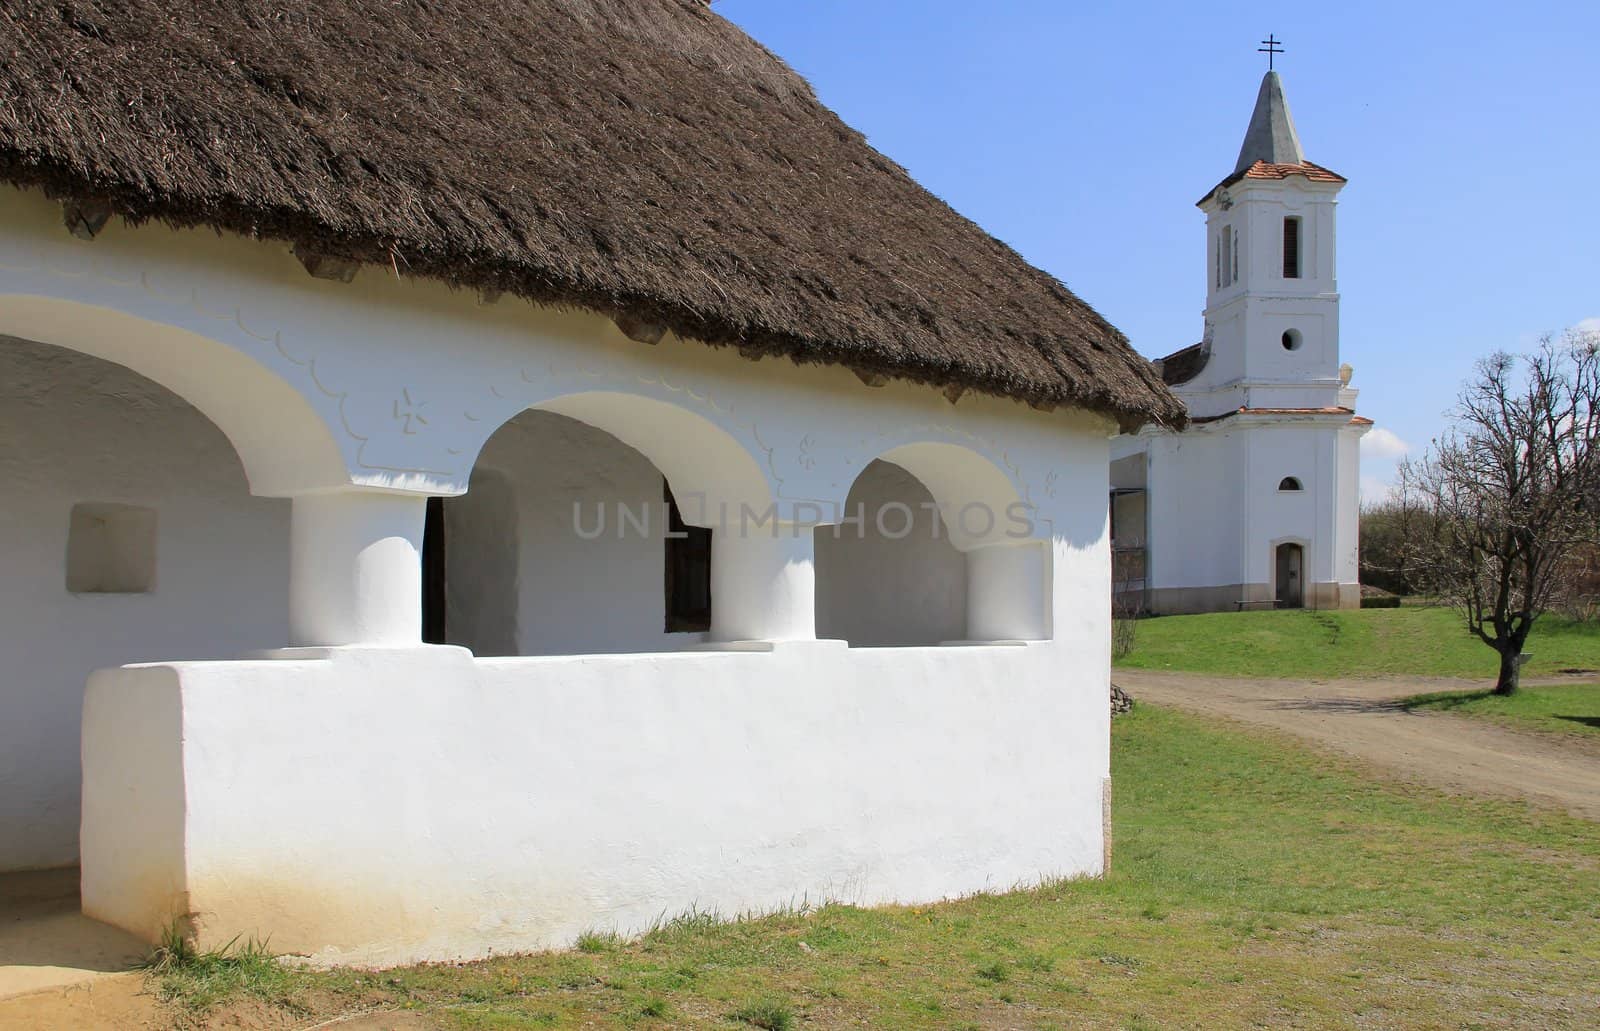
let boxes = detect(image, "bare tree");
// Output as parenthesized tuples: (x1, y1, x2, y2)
(1396, 330, 1600, 694)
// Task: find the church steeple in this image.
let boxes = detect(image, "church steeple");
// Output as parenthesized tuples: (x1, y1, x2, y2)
(1234, 70, 1304, 172)
(1188, 61, 1349, 413)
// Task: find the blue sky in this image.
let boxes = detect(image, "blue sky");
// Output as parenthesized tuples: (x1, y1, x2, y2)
(714, 0, 1600, 498)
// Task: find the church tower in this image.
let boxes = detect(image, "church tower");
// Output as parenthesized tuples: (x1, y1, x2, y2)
(1185, 69, 1349, 418)
(1111, 63, 1370, 615)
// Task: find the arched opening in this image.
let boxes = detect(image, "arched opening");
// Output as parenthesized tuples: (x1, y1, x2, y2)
(430, 467, 519, 654)
(816, 443, 1048, 646)
(1275, 542, 1305, 609)
(0, 296, 346, 496)
(438, 396, 765, 656)
(1278, 476, 1303, 492)
(0, 335, 290, 873)
(815, 460, 968, 646)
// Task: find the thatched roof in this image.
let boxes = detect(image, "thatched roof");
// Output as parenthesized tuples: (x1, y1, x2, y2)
(0, 0, 1183, 430)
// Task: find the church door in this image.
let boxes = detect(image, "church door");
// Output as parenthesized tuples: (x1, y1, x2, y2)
(1275, 543, 1303, 609)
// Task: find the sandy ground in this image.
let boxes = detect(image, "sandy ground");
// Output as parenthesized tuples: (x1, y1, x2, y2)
(0, 867, 155, 1026)
(1116, 670, 1600, 820)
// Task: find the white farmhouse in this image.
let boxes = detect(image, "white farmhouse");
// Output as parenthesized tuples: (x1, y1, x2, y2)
(0, 1, 1183, 963)
(1112, 70, 1371, 613)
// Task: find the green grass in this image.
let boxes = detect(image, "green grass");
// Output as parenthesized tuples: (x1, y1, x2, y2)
(143, 927, 300, 1018)
(150, 705, 1600, 1028)
(1116, 605, 1600, 680)
(1404, 682, 1600, 743)
(729, 997, 794, 1029)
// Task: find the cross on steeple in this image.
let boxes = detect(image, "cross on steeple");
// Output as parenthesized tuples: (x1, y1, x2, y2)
(1258, 34, 1284, 71)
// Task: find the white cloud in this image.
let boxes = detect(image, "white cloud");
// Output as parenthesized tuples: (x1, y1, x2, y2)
(1360, 475, 1396, 504)
(1575, 316, 1600, 334)
(1360, 426, 1410, 461)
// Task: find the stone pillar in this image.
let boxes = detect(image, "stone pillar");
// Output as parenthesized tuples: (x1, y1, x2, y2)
(710, 527, 818, 643)
(966, 539, 1049, 641)
(289, 490, 428, 647)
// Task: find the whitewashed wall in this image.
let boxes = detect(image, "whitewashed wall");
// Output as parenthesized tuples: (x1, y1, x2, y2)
(1144, 429, 1244, 591)
(0, 184, 1116, 960)
(1242, 423, 1325, 588)
(1335, 426, 1362, 585)
(1126, 417, 1362, 610)
(0, 338, 289, 871)
(83, 635, 1106, 966)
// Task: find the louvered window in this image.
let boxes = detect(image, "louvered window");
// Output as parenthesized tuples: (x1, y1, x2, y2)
(1283, 217, 1302, 278)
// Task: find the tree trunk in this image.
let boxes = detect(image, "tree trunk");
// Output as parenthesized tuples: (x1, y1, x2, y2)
(1494, 648, 1521, 695)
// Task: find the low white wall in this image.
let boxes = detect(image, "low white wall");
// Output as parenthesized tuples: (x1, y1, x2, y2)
(815, 460, 967, 646)
(0, 338, 289, 872)
(82, 639, 1105, 965)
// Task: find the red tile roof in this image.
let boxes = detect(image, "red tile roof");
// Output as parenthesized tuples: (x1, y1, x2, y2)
(1199, 161, 1347, 205)
(1238, 160, 1347, 184)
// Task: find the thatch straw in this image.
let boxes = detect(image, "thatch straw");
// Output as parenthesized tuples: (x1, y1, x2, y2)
(0, 0, 1184, 430)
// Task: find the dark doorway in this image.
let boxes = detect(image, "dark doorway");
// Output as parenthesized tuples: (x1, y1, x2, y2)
(663, 481, 712, 633)
(1275, 542, 1303, 609)
(422, 496, 447, 644)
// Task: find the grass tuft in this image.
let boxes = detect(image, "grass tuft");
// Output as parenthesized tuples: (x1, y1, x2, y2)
(730, 997, 793, 1030)
(143, 923, 296, 1015)
(574, 929, 622, 954)
(1019, 952, 1054, 973)
(643, 903, 722, 943)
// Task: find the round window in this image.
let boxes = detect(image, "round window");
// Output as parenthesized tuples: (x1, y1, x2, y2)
(1279, 477, 1303, 492)
(1281, 329, 1303, 351)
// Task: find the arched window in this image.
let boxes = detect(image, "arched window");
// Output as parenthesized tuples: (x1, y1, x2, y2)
(1278, 476, 1303, 492)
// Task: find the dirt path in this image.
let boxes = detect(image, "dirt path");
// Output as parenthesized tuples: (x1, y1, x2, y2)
(1116, 670, 1600, 820)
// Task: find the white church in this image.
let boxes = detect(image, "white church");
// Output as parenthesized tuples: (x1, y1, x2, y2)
(0, 0, 1185, 964)
(1111, 69, 1370, 614)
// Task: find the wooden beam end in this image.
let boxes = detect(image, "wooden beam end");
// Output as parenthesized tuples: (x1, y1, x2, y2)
(62, 199, 112, 241)
(294, 247, 360, 283)
(615, 313, 666, 346)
